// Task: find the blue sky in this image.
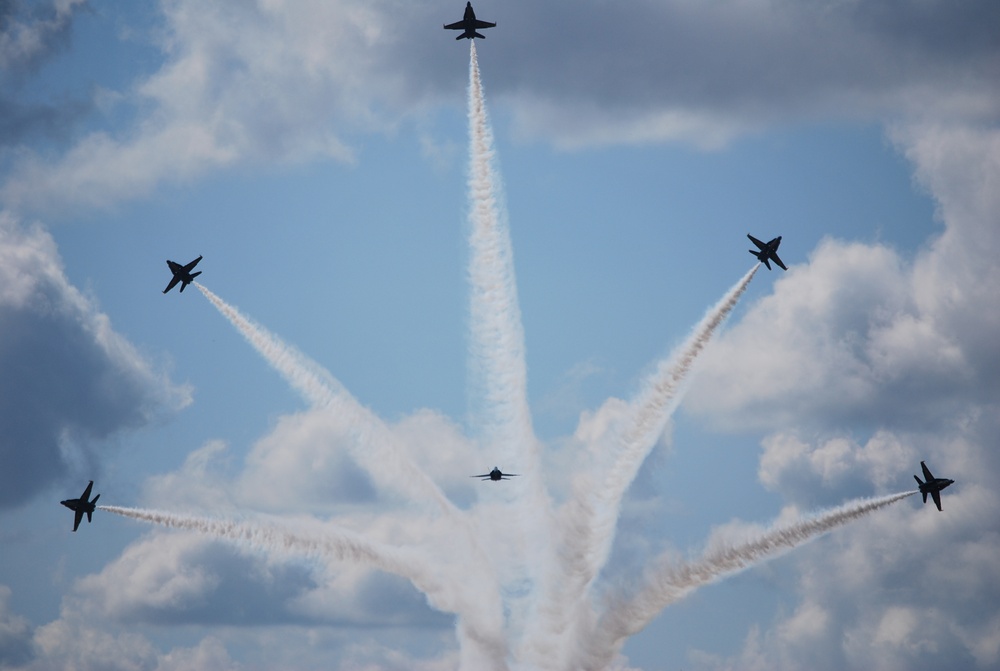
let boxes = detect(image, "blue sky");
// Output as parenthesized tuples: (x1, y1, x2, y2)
(1, 1, 998, 670)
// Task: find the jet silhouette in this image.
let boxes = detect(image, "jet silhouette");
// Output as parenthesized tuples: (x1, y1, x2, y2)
(747, 234, 787, 271)
(163, 255, 202, 293)
(444, 2, 495, 40)
(60, 481, 100, 532)
(914, 461, 954, 511)
(471, 467, 518, 481)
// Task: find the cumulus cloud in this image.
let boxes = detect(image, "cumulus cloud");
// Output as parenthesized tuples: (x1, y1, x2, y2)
(73, 532, 317, 626)
(687, 125, 1000, 432)
(679, 123, 1000, 670)
(4, 1, 999, 212)
(0, 213, 190, 508)
(0, 585, 32, 667)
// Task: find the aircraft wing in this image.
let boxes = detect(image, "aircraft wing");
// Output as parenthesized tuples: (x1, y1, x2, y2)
(473, 19, 496, 28)
(931, 489, 943, 511)
(81, 481, 93, 501)
(470, 474, 492, 478)
(73, 509, 83, 532)
(771, 252, 788, 270)
(921, 461, 935, 481)
(182, 256, 203, 273)
(163, 275, 181, 294)
(444, 20, 465, 29)
(747, 234, 767, 250)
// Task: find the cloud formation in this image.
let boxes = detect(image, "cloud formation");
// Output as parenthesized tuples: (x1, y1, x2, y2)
(0, 213, 189, 508)
(4, 1, 999, 213)
(682, 123, 1000, 669)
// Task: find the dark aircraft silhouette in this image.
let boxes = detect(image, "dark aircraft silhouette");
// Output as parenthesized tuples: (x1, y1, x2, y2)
(914, 461, 954, 512)
(472, 467, 518, 481)
(748, 234, 787, 271)
(163, 255, 202, 293)
(60, 481, 100, 532)
(444, 2, 495, 40)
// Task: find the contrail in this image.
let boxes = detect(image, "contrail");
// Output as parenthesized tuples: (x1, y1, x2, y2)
(101, 505, 510, 670)
(530, 265, 759, 667)
(195, 283, 453, 508)
(466, 42, 536, 457)
(575, 490, 918, 670)
(196, 283, 508, 663)
(467, 39, 553, 633)
(196, 283, 342, 408)
(602, 264, 760, 527)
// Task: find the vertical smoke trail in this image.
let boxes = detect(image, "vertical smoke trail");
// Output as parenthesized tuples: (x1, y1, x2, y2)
(575, 490, 917, 670)
(466, 42, 536, 459)
(529, 265, 759, 667)
(467, 40, 553, 611)
(100, 505, 510, 670)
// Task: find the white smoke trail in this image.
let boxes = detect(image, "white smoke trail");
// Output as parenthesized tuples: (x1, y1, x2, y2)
(197, 283, 342, 408)
(195, 283, 507, 656)
(575, 490, 917, 670)
(195, 283, 454, 510)
(467, 40, 554, 644)
(101, 505, 510, 669)
(602, 264, 760, 524)
(529, 265, 759, 667)
(466, 41, 534, 454)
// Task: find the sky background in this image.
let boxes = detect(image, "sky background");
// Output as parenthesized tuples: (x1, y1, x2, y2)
(0, 1, 998, 669)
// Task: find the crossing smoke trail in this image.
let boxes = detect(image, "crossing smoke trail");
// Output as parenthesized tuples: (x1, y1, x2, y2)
(132, 48, 905, 671)
(574, 490, 918, 670)
(100, 505, 510, 670)
(194, 282, 507, 650)
(527, 264, 760, 667)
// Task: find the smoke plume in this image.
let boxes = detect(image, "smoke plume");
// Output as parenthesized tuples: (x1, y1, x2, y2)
(576, 490, 917, 669)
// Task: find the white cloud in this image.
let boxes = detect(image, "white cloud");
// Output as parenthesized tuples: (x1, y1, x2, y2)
(4, 1, 999, 213)
(0, 212, 190, 508)
(680, 123, 1000, 670)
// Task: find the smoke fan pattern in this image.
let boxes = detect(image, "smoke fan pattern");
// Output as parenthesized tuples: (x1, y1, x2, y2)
(107, 42, 915, 670)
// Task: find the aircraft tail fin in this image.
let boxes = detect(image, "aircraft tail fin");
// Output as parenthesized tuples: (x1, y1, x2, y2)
(474, 31, 485, 38)
(86, 510, 92, 523)
(92, 493, 100, 505)
(190, 271, 201, 280)
(914, 474, 927, 503)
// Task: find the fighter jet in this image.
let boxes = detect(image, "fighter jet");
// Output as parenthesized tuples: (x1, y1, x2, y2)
(747, 234, 787, 271)
(444, 2, 495, 40)
(471, 467, 518, 481)
(60, 481, 100, 532)
(163, 255, 203, 293)
(914, 461, 954, 512)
